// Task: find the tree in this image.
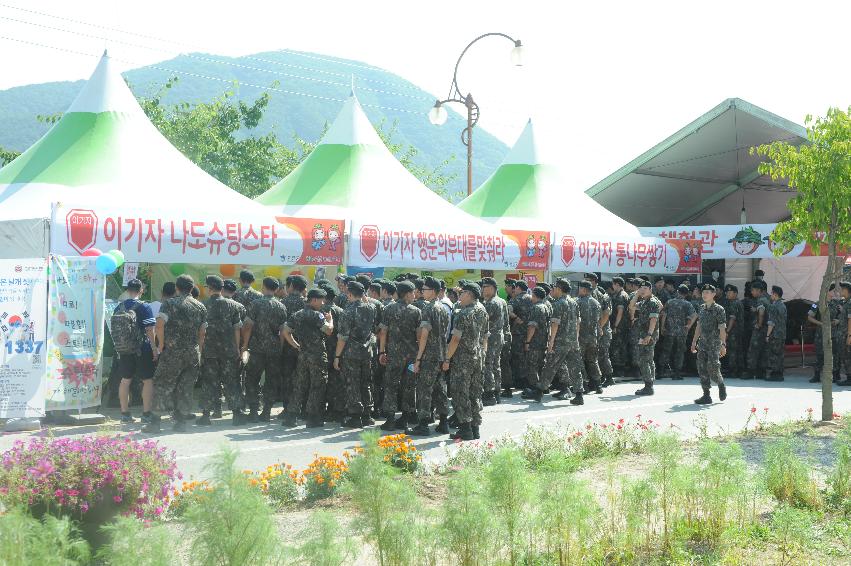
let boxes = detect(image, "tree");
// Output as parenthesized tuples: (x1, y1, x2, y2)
(752, 107, 851, 421)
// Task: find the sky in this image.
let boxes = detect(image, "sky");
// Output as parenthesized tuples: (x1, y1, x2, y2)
(2, 0, 850, 192)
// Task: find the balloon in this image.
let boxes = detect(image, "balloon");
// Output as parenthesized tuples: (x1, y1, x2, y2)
(81, 248, 102, 257)
(106, 250, 125, 268)
(265, 266, 283, 278)
(220, 264, 236, 277)
(170, 263, 186, 277)
(95, 254, 118, 275)
(306, 267, 316, 281)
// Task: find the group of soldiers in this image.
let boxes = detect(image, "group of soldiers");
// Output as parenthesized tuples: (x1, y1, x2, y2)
(132, 265, 847, 438)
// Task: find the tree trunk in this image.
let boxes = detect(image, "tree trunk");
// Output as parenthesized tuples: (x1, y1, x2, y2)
(820, 211, 843, 421)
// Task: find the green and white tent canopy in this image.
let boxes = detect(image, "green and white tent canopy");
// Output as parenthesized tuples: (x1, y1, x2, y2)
(256, 93, 485, 225)
(458, 119, 638, 235)
(0, 51, 260, 222)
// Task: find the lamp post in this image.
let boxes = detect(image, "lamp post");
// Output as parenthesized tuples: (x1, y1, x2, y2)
(428, 33, 524, 196)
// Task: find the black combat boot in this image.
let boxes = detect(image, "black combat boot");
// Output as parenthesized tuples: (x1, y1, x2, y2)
(281, 411, 298, 427)
(570, 392, 584, 406)
(493, 389, 501, 404)
(482, 392, 497, 406)
(410, 419, 431, 436)
(694, 387, 712, 405)
(529, 388, 543, 402)
(837, 376, 851, 387)
(718, 382, 727, 401)
(589, 381, 603, 395)
(448, 413, 459, 429)
(361, 413, 376, 427)
(766, 372, 784, 382)
(231, 409, 247, 426)
(435, 416, 449, 434)
(520, 388, 535, 399)
(809, 368, 821, 383)
(212, 404, 223, 419)
(141, 414, 162, 434)
(380, 414, 398, 431)
(602, 376, 615, 387)
(451, 422, 474, 441)
(172, 413, 186, 432)
(195, 411, 212, 426)
(258, 405, 271, 422)
(635, 384, 654, 396)
(500, 388, 513, 398)
(671, 371, 684, 381)
(305, 415, 324, 428)
(552, 388, 572, 400)
(342, 414, 362, 428)
(471, 425, 480, 440)
(247, 406, 259, 423)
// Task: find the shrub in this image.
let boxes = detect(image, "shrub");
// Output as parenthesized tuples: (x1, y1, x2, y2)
(484, 446, 535, 565)
(441, 469, 495, 566)
(250, 463, 300, 509)
(0, 507, 90, 565)
(770, 504, 813, 565)
(166, 479, 213, 518)
(184, 446, 283, 566)
(376, 434, 422, 473)
(827, 419, 851, 516)
(97, 516, 176, 566)
(302, 455, 347, 501)
(568, 415, 661, 460)
(763, 437, 821, 509)
(295, 511, 358, 566)
(648, 433, 681, 547)
(537, 474, 600, 565)
(0, 435, 177, 520)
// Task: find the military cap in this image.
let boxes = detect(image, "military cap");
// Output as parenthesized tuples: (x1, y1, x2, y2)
(554, 278, 572, 292)
(462, 281, 482, 298)
(205, 275, 224, 290)
(538, 282, 552, 294)
(612, 276, 625, 286)
(380, 280, 397, 294)
(638, 280, 652, 289)
(347, 281, 365, 294)
(771, 285, 783, 297)
(516, 280, 529, 291)
(677, 284, 690, 294)
(725, 284, 738, 293)
(701, 283, 716, 292)
(222, 279, 238, 293)
(532, 287, 547, 299)
(396, 280, 415, 294)
(307, 287, 327, 300)
(583, 272, 599, 282)
(423, 276, 441, 291)
(480, 277, 498, 288)
(578, 281, 593, 290)
(504, 278, 517, 287)
(355, 275, 372, 288)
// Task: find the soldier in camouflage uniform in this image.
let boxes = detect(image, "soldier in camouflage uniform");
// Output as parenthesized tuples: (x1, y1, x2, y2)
(143, 275, 207, 433)
(274, 275, 308, 420)
(577, 281, 603, 394)
(233, 270, 263, 310)
(480, 278, 505, 406)
(500, 279, 516, 397)
(808, 284, 842, 383)
(197, 276, 244, 426)
(282, 288, 335, 427)
(333, 275, 350, 310)
(609, 277, 630, 377)
(240, 277, 288, 422)
(318, 283, 346, 421)
(722, 285, 744, 378)
(509, 279, 533, 389)
(445, 282, 489, 441)
(765, 285, 788, 381)
(521, 287, 550, 402)
(377, 281, 422, 432)
(659, 284, 696, 380)
(838, 283, 851, 386)
(692, 284, 728, 404)
(628, 279, 644, 377)
(586, 273, 614, 386)
(747, 281, 771, 379)
(634, 280, 662, 396)
(410, 277, 450, 436)
(335, 281, 377, 428)
(380, 280, 397, 307)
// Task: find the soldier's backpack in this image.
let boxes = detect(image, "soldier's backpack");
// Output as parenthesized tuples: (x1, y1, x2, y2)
(111, 302, 145, 354)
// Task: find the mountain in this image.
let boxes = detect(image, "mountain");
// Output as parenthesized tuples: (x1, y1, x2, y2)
(0, 50, 508, 198)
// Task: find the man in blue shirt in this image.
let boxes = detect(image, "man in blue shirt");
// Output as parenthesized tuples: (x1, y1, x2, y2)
(115, 279, 157, 424)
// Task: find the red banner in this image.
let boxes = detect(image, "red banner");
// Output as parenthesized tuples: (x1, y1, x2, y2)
(501, 230, 550, 270)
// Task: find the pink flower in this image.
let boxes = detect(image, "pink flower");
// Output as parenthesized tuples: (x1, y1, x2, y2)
(113, 495, 123, 503)
(67, 490, 79, 497)
(54, 489, 64, 498)
(81, 503, 89, 512)
(750, 407, 757, 414)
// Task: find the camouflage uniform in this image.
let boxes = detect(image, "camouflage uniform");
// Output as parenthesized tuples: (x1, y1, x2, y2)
(724, 299, 744, 377)
(416, 300, 450, 421)
(536, 295, 582, 393)
(499, 298, 513, 389)
(577, 294, 602, 387)
(841, 301, 851, 377)
(510, 293, 533, 388)
(244, 296, 288, 410)
(593, 287, 613, 380)
(233, 285, 263, 310)
(200, 294, 243, 412)
(747, 295, 771, 377)
(628, 292, 642, 372)
(379, 300, 422, 416)
(339, 298, 377, 416)
(660, 297, 695, 378)
(322, 301, 346, 417)
(609, 289, 629, 374)
(696, 302, 727, 389)
(766, 299, 788, 376)
(365, 296, 385, 412)
(286, 307, 332, 418)
(152, 294, 207, 415)
(449, 304, 489, 426)
(524, 301, 550, 392)
(483, 295, 505, 394)
(470, 301, 489, 415)
(636, 296, 663, 385)
(279, 292, 307, 407)
(333, 292, 349, 310)
(811, 299, 843, 377)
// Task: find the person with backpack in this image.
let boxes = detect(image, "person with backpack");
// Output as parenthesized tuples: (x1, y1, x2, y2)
(113, 279, 157, 424)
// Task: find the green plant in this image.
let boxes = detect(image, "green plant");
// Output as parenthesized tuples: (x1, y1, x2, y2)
(0, 506, 90, 565)
(827, 419, 851, 516)
(763, 437, 821, 509)
(441, 469, 495, 566)
(184, 446, 283, 566)
(248, 463, 300, 509)
(295, 511, 358, 566)
(648, 433, 681, 548)
(694, 440, 751, 540)
(97, 516, 176, 566)
(621, 477, 657, 552)
(302, 455, 347, 501)
(537, 474, 600, 565)
(770, 504, 814, 565)
(484, 447, 535, 565)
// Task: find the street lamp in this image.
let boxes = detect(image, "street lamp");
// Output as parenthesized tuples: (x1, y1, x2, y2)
(428, 33, 523, 196)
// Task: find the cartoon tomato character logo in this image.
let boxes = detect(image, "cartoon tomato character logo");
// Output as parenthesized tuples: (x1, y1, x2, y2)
(311, 223, 326, 250)
(526, 235, 536, 258)
(328, 224, 341, 252)
(728, 226, 764, 256)
(537, 235, 548, 259)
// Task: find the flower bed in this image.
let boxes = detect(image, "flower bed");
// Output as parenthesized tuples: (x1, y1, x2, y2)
(377, 433, 422, 472)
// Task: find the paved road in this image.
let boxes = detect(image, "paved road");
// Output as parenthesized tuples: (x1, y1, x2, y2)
(3, 369, 850, 479)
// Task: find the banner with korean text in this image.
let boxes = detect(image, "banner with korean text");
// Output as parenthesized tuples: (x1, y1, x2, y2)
(44, 256, 106, 411)
(51, 203, 344, 266)
(350, 220, 549, 270)
(0, 259, 48, 418)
